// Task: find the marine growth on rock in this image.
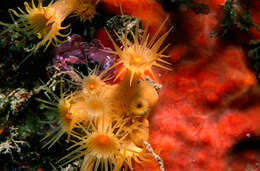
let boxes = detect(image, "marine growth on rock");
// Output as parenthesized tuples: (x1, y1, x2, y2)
(0, 0, 260, 170)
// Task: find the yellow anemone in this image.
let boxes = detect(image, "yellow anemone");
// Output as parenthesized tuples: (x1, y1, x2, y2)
(106, 17, 173, 86)
(59, 119, 129, 171)
(71, 0, 100, 22)
(5, 0, 81, 52)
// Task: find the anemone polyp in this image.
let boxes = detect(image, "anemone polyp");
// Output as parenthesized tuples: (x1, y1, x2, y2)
(58, 97, 73, 131)
(41, 92, 90, 148)
(81, 72, 107, 96)
(129, 119, 149, 147)
(80, 132, 121, 171)
(106, 17, 173, 85)
(41, 96, 73, 149)
(60, 94, 91, 132)
(129, 97, 150, 118)
(134, 80, 159, 107)
(59, 118, 129, 171)
(84, 96, 106, 118)
(85, 132, 119, 158)
(5, 0, 81, 52)
(71, 0, 100, 22)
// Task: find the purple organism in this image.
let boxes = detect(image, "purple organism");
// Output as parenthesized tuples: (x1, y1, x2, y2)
(53, 34, 115, 75)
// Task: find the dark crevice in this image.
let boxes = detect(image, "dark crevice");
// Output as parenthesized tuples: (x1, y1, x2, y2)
(230, 136, 260, 154)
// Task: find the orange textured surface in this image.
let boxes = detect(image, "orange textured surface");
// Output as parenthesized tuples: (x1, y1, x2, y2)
(100, 0, 260, 170)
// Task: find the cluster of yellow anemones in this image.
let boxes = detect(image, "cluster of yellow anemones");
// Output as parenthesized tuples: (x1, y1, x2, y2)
(0, 0, 99, 52)
(42, 70, 159, 170)
(39, 3, 172, 170)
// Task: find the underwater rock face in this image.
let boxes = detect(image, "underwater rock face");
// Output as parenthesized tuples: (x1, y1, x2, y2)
(1, 0, 260, 170)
